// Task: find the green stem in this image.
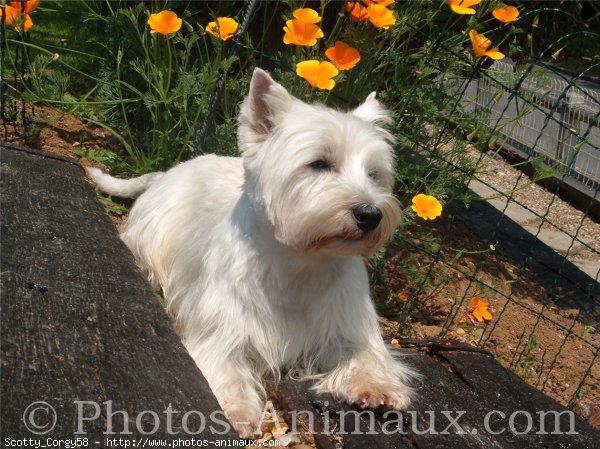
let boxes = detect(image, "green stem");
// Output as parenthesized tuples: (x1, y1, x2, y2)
(166, 36, 173, 100)
(116, 47, 136, 152)
(7, 39, 145, 97)
(82, 116, 139, 164)
(326, 4, 346, 45)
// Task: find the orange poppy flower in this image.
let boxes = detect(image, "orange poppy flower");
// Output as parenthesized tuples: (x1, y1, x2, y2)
(366, 0, 395, 6)
(448, 0, 482, 15)
(346, 2, 369, 22)
(325, 41, 361, 70)
(2, 4, 33, 32)
(411, 194, 442, 220)
(0, 6, 19, 25)
(283, 19, 324, 46)
(492, 5, 519, 23)
(10, 0, 40, 14)
(471, 297, 493, 322)
(206, 17, 239, 41)
(397, 293, 408, 302)
(296, 60, 339, 90)
(147, 10, 182, 35)
(367, 4, 396, 29)
(292, 7, 321, 23)
(469, 29, 505, 60)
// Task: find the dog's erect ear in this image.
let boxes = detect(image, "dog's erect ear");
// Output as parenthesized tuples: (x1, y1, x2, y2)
(352, 92, 392, 126)
(239, 68, 292, 138)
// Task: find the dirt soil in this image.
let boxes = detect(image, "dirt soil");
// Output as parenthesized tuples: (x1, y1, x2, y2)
(3, 106, 599, 432)
(3, 105, 130, 229)
(469, 147, 600, 264)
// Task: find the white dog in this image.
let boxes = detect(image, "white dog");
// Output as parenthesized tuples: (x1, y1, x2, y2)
(88, 68, 417, 437)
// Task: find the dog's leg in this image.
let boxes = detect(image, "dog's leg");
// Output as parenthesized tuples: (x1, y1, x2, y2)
(307, 266, 417, 410)
(192, 349, 266, 438)
(313, 345, 415, 410)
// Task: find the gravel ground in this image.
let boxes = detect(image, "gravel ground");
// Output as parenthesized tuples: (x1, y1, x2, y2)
(467, 148, 600, 264)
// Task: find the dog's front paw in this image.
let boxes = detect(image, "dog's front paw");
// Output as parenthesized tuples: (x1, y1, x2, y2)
(345, 379, 411, 410)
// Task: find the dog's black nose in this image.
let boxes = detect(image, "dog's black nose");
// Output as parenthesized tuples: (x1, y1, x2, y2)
(352, 204, 382, 233)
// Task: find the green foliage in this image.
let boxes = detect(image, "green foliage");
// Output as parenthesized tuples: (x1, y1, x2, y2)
(81, 2, 230, 172)
(97, 193, 130, 216)
(4, 1, 243, 173)
(73, 148, 128, 175)
(521, 334, 540, 378)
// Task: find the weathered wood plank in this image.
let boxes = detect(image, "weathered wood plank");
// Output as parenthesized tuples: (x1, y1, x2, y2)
(0, 144, 239, 444)
(440, 350, 600, 449)
(273, 349, 599, 449)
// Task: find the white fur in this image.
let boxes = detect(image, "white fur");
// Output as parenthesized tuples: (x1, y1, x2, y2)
(88, 68, 418, 438)
(87, 166, 164, 198)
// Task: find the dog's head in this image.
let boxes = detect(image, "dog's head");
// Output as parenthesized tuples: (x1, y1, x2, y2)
(238, 68, 402, 257)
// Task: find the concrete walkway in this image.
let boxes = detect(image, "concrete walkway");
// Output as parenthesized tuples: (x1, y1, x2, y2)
(469, 179, 600, 281)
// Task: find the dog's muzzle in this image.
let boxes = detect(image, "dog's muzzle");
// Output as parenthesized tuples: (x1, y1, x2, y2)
(352, 204, 382, 233)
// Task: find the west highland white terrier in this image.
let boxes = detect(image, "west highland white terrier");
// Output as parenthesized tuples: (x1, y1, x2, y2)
(88, 68, 417, 437)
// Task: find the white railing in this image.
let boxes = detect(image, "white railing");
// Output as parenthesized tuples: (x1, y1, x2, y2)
(446, 60, 600, 189)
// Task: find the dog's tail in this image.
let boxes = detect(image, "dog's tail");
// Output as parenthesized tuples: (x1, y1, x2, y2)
(86, 167, 164, 199)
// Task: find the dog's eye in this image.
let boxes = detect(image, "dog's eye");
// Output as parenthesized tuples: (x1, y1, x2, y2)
(309, 160, 332, 171)
(368, 169, 379, 180)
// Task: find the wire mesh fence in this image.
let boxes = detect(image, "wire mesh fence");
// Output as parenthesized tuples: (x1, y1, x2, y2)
(456, 59, 600, 189)
(1, 0, 599, 415)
